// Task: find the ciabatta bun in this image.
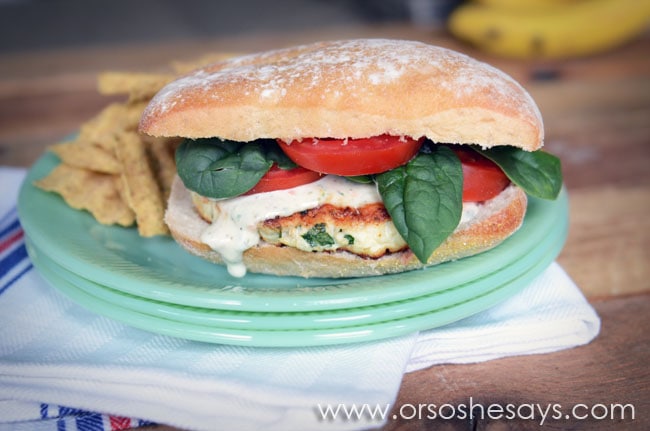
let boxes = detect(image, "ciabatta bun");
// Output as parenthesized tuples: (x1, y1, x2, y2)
(142, 39, 542, 278)
(165, 177, 527, 278)
(140, 39, 543, 151)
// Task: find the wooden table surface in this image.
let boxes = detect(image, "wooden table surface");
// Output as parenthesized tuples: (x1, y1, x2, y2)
(1, 24, 648, 430)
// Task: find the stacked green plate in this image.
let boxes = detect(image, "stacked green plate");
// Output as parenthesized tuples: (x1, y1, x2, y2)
(18, 153, 569, 346)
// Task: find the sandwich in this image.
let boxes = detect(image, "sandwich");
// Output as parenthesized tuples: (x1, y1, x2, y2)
(139, 39, 562, 278)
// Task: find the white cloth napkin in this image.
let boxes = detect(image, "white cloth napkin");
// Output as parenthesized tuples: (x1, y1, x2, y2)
(0, 167, 600, 431)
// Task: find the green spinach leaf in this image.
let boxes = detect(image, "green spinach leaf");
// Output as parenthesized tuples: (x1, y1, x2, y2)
(345, 175, 374, 184)
(264, 141, 298, 169)
(475, 146, 562, 200)
(375, 145, 463, 263)
(175, 138, 277, 199)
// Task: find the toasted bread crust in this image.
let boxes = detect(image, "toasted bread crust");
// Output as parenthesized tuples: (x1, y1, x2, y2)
(140, 39, 543, 151)
(164, 177, 527, 278)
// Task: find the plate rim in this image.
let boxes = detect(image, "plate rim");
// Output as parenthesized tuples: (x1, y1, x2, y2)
(27, 223, 566, 332)
(30, 238, 559, 347)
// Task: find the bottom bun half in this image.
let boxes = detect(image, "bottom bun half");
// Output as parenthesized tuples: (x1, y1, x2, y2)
(165, 177, 527, 278)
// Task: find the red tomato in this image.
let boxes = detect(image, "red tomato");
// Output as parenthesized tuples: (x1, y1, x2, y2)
(452, 147, 510, 202)
(243, 164, 322, 195)
(278, 135, 424, 176)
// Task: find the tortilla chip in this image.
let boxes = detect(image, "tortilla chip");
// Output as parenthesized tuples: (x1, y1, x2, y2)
(78, 102, 147, 152)
(34, 165, 135, 226)
(170, 52, 240, 74)
(36, 53, 244, 236)
(97, 71, 175, 102)
(114, 131, 169, 237)
(144, 136, 180, 201)
(114, 171, 132, 210)
(124, 101, 149, 124)
(78, 104, 127, 151)
(50, 140, 122, 174)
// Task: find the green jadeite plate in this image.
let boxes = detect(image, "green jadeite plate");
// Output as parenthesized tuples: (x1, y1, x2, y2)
(26, 219, 565, 332)
(18, 153, 569, 315)
(26, 234, 562, 346)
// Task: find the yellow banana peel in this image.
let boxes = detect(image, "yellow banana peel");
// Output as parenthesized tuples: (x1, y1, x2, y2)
(472, 0, 585, 12)
(448, 0, 650, 59)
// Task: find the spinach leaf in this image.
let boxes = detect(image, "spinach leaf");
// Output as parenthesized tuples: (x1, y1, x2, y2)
(175, 138, 276, 199)
(264, 140, 298, 170)
(345, 175, 374, 184)
(375, 145, 463, 263)
(475, 146, 562, 200)
(302, 223, 335, 247)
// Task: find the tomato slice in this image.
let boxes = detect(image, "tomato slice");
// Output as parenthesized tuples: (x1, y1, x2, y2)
(243, 164, 322, 195)
(452, 147, 511, 202)
(278, 135, 424, 176)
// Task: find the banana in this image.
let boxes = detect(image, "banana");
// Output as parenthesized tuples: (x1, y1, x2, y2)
(448, 0, 650, 59)
(472, 0, 583, 12)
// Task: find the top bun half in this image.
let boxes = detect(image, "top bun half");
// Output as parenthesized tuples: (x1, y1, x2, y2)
(140, 39, 543, 151)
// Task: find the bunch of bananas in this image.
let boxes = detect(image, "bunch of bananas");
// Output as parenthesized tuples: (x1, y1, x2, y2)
(448, 0, 650, 59)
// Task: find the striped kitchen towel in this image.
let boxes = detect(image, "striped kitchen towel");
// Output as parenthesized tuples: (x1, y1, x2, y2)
(1, 170, 153, 430)
(0, 207, 31, 297)
(0, 400, 154, 431)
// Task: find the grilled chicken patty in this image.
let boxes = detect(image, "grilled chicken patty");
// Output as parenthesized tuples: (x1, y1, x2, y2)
(259, 203, 408, 257)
